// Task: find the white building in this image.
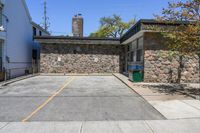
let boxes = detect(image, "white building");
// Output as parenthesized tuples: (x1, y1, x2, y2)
(0, 0, 49, 80)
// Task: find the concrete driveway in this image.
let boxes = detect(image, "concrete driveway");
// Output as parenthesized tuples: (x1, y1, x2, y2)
(0, 76, 164, 122)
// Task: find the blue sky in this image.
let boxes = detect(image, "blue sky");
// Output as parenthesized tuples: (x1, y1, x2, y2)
(26, 0, 170, 36)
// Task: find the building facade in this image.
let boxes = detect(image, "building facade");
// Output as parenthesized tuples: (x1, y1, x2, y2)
(35, 19, 199, 83)
(32, 22, 50, 73)
(35, 36, 124, 74)
(0, 0, 49, 80)
(121, 20, 199, 83)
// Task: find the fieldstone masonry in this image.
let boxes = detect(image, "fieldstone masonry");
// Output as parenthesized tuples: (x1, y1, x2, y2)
(37, 19, 200, 83)
(143, 32, 200, 83)
(40, 44, 124, 73)
(144, 50, 200, 83)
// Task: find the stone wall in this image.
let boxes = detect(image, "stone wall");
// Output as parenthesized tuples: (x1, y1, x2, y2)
(40, 44, 124, 73)
(144, 50, 199, 83)
(143, 32, 200, 83)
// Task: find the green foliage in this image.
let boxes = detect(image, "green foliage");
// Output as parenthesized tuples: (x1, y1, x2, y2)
(153, 0, 200, 83)
(154, 0, 200, 55)
(155, 0, 200, 21)
(90, 14, 135, 38)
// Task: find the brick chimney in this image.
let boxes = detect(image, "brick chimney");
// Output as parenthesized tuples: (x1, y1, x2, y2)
(72, 14, 84, 37)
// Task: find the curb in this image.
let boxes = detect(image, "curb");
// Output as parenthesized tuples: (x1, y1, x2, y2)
(113, 73, 199, 100)
(112, 73, 144, 97)
(39, 73, 113, 76)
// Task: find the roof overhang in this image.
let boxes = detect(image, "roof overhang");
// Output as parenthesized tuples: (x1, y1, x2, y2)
(31, 22, 50, 35)
(121, 30, 145, 45)
(34, 36, 121, 45)
(22, 0, 32, 22)
(120, 19, 195, 43)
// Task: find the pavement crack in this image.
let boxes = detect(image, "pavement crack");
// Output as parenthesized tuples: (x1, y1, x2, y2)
(79, 122, 84, 133)
(0, 122, 10, 131)
(116, 122, 124, 133)
(144, 121, 156, 133)
(181, 100, 200, 111)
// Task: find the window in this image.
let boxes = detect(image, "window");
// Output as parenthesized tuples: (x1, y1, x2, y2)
(132, 40, 137, 49)
(32, 49, 37, 60)
(130, 51, 134, 62)
(39, 31, 42, 36)
(136, 39, 139, 49)
(136, 49, 142, 62)
(127, 45, 130, 52)
(127, 53, 130, 61)
(33, 27, 37, 36)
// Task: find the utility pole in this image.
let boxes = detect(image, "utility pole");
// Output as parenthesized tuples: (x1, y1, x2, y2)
(42, 0, 50, 31)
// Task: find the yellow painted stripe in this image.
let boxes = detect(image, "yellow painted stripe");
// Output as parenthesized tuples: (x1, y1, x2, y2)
(22, 76, 75, 122)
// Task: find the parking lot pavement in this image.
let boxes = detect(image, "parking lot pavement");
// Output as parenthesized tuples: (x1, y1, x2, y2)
(30, 76, 165, 121)
(0, 76, 164, 122)
(0, 76, 69, 122)
(0, 123, 8, 129)
(0, 76, 69, 97)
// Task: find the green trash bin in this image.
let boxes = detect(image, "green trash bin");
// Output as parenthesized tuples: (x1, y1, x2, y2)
(133, 70, 143, 82)
(129, 70, 143, 82)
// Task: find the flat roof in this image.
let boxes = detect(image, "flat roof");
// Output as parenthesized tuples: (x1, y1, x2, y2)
(35, 19, 194, 45)
(120, 19, 194, 43)
(34, 36, 121, 45)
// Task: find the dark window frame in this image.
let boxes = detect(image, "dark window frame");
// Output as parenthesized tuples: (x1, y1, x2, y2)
(130, 51, 134, 62)
(39, 31, 42, 36)
(136, 49, 142, 62)
(0, 7, 2, 26)
(33, 27, 37, 36)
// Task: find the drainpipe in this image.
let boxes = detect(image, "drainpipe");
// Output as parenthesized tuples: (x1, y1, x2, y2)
(2, 14, 9, 81)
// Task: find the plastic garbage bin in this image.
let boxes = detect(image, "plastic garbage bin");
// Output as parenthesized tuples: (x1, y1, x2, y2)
(129, 70, 143, 82)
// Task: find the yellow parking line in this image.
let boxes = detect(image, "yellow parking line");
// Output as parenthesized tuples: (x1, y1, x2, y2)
(22, 76, 75, 122)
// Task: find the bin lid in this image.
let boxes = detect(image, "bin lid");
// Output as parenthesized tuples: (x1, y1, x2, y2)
(128, 65, 144, 71)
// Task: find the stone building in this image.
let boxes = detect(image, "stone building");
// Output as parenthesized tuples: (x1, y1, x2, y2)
(121, 19, 199, 83)
(35, 19, 199, 83)
(35, 36, 125, 74)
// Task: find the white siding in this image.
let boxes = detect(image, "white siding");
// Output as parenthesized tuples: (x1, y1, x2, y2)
(2, 0, 33, 78)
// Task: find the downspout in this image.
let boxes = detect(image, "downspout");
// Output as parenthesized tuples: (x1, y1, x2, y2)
(2, 14, 9, 81)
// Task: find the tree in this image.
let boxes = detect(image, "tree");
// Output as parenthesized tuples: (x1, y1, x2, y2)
(154, 0, 200, 54)
(154, 0, 200, 83)
(90, 14, 135, 38)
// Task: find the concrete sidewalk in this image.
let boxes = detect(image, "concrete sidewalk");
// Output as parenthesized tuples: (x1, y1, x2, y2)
(0, 119, 200, 133)
(113, 73, 200, 120)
